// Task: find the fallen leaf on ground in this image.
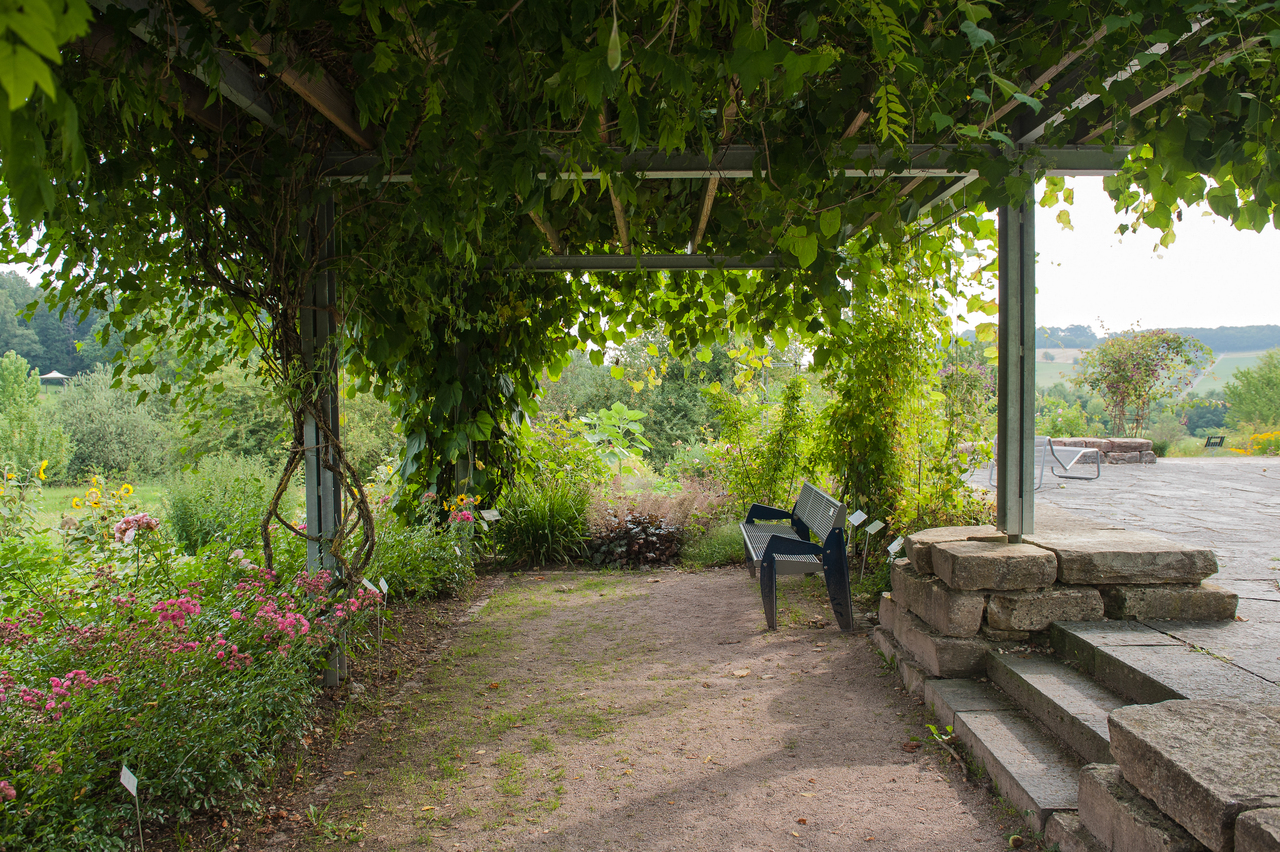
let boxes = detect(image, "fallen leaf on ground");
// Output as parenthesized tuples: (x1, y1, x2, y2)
(475, 749, 486, 754)
(421, 806, 436, 811)
(344, 771, 356, 775)
(647, 578, 660, 583)
(901, 741, 921, 753)
(801, 793, 814, 797)
(797, 818, 807, 825)
(732, 669, 751, 678)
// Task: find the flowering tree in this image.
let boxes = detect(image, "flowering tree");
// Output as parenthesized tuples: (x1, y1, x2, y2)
(1074, 329, 1212, 438)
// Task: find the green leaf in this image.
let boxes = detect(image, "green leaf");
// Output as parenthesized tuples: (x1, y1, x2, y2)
(607, 18, 622, 71)
(960, 20, 995, 50)
(610, 365, 625, 379)
(695, 348, 712, 362)
(0, 42, 56, 109)
(1012, 92, 1042, 114)
(1056, 209, 1074, 231)
(930, 112, 954, 130)
(820, 208, 840, 238)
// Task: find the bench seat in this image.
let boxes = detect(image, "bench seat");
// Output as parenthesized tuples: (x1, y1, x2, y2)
(739, 482, 854, 632)
(740, 522, 821, 574)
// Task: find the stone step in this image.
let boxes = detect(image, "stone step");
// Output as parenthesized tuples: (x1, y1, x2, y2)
(987, 652, 1129, 765)
(1050, 621, 1280, 706)
(924, 677, 1082, 832)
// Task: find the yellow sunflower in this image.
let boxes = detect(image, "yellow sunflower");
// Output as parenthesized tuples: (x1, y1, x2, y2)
(38, 460, 48, 481)
(120, 483, 134, 496)
(86, 489, 102, 502)
(72, 497, 83, 509)
(5, 473, 14, 480)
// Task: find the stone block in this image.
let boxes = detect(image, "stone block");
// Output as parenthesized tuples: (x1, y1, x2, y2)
(1046, 813, 1109, 852)
(1108, 451, 1142, 464)
(1102, 583, 1238, 622)
(923, 678, 1013, 730)
(1054, 437, 1115, 453)
(1027, 530, 1218, 586)
(1110, 437, 1154, 453)
(903, 525, 1005, 575)
(1096, 644, 1280, 706)
(890, 605, 992, 678)
(982, 624, 1031, 642)
(1078, 763, 1208, 852)
(989, 656, 1124, 766)
(871, 624, 928, 695)
(1237, 809, 1280, 852)
(1109, 700, 1280, 851)
(988, 586, 1105, 632)
(891, 560, 986, 637)
(952, 709, 1082, 831)
(878, 591, 899, 635)
(932, 540, 1058, 591)
(1143, 451, 1159, 464)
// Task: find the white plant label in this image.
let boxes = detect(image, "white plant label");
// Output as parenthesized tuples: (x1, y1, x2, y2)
(887, 536, 905, 555)
(864, 520, 885, 536)
(849, 510, 868, 527)
(378, 578, 389, 595)
(361, 577, 379, 594)
(480, 509, 501, 522)
(120, 764, 138, 797)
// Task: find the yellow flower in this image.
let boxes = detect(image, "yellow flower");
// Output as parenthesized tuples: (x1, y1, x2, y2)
(86, 489, 101, 502)
(455, 495, 466, 506)
(120, 483, 134, 496)
(90, 501, 101, 508)
(72, 497, 83, 509)
(0, 486, 5, 496)
(38, 460, 48, 480)
(5, 473, 13, 480)
(91, 476, 99, 487)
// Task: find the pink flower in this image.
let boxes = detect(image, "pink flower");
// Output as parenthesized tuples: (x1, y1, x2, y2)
(0, 780, 15, 801)
(113, 513, 159, 543)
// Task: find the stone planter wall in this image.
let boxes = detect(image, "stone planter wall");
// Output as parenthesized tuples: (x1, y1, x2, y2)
(958, 437, 1158, 465)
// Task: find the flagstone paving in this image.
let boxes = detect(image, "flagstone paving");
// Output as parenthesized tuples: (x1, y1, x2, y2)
(1032, 456, 1280, 685)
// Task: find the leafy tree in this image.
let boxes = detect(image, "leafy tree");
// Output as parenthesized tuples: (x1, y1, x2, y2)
(0, 351, 72, 481)
(1073, 329, 1212, 438)
(1183, 390, 1229, 436)
(57, 365, 172, 479)
(1224, 349, 1280, 430)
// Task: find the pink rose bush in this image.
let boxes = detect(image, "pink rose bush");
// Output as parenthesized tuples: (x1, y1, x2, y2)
(0, 543, 381, 846)
(113, 512, 160, 544)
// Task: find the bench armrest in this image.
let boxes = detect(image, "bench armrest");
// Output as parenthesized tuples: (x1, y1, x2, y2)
(762, 536, 822, 560)
(745, 503, 792, 524)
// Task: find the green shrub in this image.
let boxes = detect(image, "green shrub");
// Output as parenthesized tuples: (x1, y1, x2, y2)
(0, 495, 378, 849)
(365, 514, 476, 600)
(514, 418, 610, 489)
(494, 482, 589, 566)
(165, 453, 287, 555)
(679, 522, 744, 568)
(58, 364, 172, 479)
(1150, 439, 1170, 457)
(0, 351, 71, 482)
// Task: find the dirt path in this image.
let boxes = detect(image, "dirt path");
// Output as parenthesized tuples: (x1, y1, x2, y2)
(248, 569, 1028, 852)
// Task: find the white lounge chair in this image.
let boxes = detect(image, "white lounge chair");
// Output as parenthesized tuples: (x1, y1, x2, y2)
(988, 436, 1102, 491)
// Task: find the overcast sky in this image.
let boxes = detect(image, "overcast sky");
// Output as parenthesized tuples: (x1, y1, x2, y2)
(1034, 176, 1280, 332)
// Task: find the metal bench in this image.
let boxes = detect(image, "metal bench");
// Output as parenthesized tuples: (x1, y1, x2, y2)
(739, 482, 854, 632)
(988, 435, 1102, 490)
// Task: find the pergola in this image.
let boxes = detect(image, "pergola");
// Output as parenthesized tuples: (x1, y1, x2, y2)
(55, 1, 1273, 589)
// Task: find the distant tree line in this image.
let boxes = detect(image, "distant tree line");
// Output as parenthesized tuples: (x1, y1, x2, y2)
(0, 271, 107, 376)
(1165, 326, 1280, 356)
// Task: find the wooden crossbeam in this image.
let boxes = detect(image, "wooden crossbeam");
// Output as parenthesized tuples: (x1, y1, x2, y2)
(526, 254, 779, 271)
(187, 0, 376, 151)
(74, 21, 227, 132)
(89, 0, 279, 131)
(1078, 37, 1262, 143)
(689, 96, 739, 252)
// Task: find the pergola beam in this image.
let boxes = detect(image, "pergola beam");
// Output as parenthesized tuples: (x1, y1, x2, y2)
(324, 144, 1131, 183)
(525, 254, 780, 271)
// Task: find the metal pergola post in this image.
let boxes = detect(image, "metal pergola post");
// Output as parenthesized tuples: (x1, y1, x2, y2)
(995, 176, 1037, 541)
(301, 194, 346, 685)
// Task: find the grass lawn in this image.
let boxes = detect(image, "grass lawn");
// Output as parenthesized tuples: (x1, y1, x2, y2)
(1036, 360, 1080, 388)
(33, 480, 167, 531)
(1192, 352, 1267, 394)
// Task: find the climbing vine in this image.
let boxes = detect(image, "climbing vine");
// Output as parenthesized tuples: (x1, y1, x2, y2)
(2, 0, 1279, 570)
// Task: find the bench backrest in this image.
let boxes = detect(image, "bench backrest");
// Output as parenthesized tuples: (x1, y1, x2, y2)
(793, 481, 846, 542)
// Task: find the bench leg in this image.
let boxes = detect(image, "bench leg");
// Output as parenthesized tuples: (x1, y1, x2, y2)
(760, 559, 777, 630)
(823, 564, 854, 632)
(743, 541, 756, 578)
